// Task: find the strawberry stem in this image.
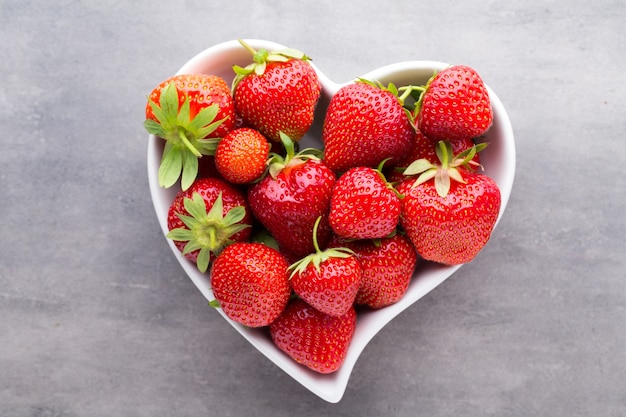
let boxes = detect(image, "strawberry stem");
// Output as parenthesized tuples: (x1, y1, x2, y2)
(398, 85, 425, 105)
(179, 130, 202, 157)
(288, 217, 354, 277)
(238, 39, 258, 56)
(311, 216, 322, 253)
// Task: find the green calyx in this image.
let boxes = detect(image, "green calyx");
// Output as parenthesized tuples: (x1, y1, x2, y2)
(166, 192, 250, 273)
(288, 217, 354, 278)
(231, 39, 311, 90)
(144, 82, 227, 190)
(403, 140, 487, 197)
(265, 132, 322, 179)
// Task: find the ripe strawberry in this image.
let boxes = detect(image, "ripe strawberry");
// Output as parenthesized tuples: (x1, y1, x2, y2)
(247, 133, 336, 259)
(214, 127, 270, 184)
(289, 217, 362, 316)
(167, 177, 253, 272)
(232, 40, 321, 143)
(210, 242, 291, 327)
(329, 234, 418, 309)
(416, 65, 493, 141)
(145, 74, 235, 190)
(322, 79, 415, 173)
(398, 141, 501, 265)
(270, 298, 357, 374)
(329, 164, 401, 239)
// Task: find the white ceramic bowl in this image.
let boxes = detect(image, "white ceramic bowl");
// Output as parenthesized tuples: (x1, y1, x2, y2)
(147, 39, 516, 403)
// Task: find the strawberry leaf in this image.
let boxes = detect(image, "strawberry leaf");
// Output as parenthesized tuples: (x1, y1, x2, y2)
(196, 118, 226, 139)
(273, 48, 307, 60)
(143, 119, 166, 137)
(167, 228, 194, 241)
(266, 54, 289, 63)
(181, 151, 198, 192)
(185, 192, 211, 220)
(176, 93, 191, 127)
(196, 248, 211, 273)
(195, 138, 220, 155)
(404, 158, 435, 176)
(413, 169, 437, 188)
(434, 167, 451, 197)
(188, 104, 219, 132)
(158, 143, 183, 188)
(159, 82, 180, 127)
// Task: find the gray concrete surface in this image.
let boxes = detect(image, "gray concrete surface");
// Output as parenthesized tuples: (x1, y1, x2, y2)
(1, 0, 625, 416)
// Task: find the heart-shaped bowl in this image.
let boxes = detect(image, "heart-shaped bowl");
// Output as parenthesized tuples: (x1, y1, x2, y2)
(147, 39, 516, 403)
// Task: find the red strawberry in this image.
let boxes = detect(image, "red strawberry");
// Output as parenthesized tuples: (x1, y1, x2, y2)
(247, 133, 336, 258)
(166, 177, 253, 272)
(322, 79, 415, 173)
(289, 217, 362, 316)
(270, 298, 357, 374)
(329, 164, 401, 239)
(329, 234, 418, 308)
(145, 74, 235, 190)
(214, 127, 270, 184)
(416, 65, 493, 141)
(398, 141, 501, 265)
(232, 40, 321, 143)
(210, 242, 291, 327)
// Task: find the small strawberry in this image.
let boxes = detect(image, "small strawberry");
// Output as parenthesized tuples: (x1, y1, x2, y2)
(329, 163, 401, 239)
(398, 141, 501, 265)
(214, 127, 270, 184)
(289, 217, 362, 317)
(329, 234, 418, 309)
(144, 74, 235, 190)
(247, 133, 336, 259)
(415, 65, 493, 141)
(322, 79, 415, 173)
(270, 298, 357, 374)
(232, 39, 321, 143)
(167, 177, 253, 272)
(210, 242, 291, 327)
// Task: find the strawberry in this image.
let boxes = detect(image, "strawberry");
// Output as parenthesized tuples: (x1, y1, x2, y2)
(329, 234, 418, 309)
(166, 177, 253, 272)
(232, 39, 321, 143)
(247, 133, 336, 259)
(415, 65, 493, 141)
(322, 79, 415, 173)
(210, 242, 291, 327)
(144, 74, 235, 190)
(289, 217, 362, 316)
(329, 163, 401, 239)
(397, 141, 501, 265)
(214, 127, 270, 184)
(270, 298, 357, 374)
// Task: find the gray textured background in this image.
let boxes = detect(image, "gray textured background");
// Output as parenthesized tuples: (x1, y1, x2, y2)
(2, 1, 625, 416)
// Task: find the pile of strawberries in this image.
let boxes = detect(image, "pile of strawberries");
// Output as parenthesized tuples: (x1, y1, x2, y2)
(144, 40, 502, 375)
